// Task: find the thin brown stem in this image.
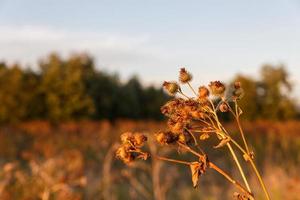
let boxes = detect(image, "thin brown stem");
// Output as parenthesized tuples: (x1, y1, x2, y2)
(249, 159, 270, 200)
(187, 82, 198, 96)
(206, 103, 252, 193)
(177, 142, 202, 157)
(185, 128, 205, 154)
(227, 143, 252, 192)
(185, 128, 198, 146)
(155, 156, 190, 165)
(235, 102, 250, 154)
(209, 162, 254, 199)
(178, 91, 190, 99)
(190, 130, 216, 133)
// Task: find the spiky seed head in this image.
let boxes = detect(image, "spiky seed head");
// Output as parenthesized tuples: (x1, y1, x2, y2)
(155, 132, 166, 145)
(209, 81, 226, 96)
(133, 133, 147, 147)
(155, 131, 178, 145)
(120, 132, 133, 144)
(179, 68, 192, 83)
(198, 86, 210, 98)
(219, 102, 229, 112)
(168, 119, 184, 134)
(116, 145, 134, 164)
(163, 81, 179, 95)
(234, 81, 241, 89)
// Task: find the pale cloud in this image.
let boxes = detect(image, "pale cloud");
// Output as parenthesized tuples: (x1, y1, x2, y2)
(0, 25, 167, 71)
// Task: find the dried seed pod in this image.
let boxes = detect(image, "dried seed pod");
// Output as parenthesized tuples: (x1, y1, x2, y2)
(116, 145, 134, 164)
(120, 132, 133, 144)
(209, 81, 226, 96)
(167, 119, 185, 134)
(198, 86, 210, 99)
(232, 88, 244, 100)
(179, 68, 192, 83)
(219, 102, 229, 112)
(163, 81, 179, 95)
(190, 110, 206, 119)
(134, 134, 147, 147)
(155, 131, 178, 145)
(234, 81, 241, 89)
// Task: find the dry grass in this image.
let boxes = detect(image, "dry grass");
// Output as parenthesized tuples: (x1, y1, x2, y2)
(0, 120, 299, 199)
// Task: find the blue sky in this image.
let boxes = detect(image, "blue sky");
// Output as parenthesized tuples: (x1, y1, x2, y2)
(0, 0, 300, 99)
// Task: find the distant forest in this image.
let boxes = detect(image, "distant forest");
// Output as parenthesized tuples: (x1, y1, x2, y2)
(0, 53, 298, 123)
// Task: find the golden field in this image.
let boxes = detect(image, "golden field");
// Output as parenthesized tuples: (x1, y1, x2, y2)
(0, 120, 299, 200)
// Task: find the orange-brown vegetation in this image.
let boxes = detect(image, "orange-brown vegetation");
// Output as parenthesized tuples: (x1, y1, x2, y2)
(0, 120, 298, 199)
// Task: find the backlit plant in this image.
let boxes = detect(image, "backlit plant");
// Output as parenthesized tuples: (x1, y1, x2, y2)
(116, 68, 270, 200)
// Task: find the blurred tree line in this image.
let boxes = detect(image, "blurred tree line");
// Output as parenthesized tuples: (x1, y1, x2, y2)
(0, 53, 169, 123)
(233, 64, 298, 120)
(0, 53, 298, 123)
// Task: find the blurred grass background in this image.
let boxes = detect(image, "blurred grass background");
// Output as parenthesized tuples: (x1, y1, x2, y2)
(0, 54, 299, 199)
(0, 120, 299, 199)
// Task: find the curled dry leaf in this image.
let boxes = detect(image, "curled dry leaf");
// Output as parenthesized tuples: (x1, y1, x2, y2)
(214, 137, 231, 148)
(189, 162, 201, 188)
(199, 133, 210, 140)
(189, 158, 208, 188)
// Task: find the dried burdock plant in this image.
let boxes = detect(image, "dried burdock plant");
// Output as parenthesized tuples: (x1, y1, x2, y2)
(116, 68, 271, 200)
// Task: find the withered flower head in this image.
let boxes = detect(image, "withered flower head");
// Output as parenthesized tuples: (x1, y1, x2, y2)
(160, 98, 183, 115)
(116, 144, 134, 164)
(234, 81, 241, 89)
(116, 132, 148, 164)
(219, 102, 229, 113)
(120, 132, 147, 147)
(120, 132, 133, 144)
(198, 86, 210, 99)
(190, 110, 206, 119)
(155, 131, 178, 145)
(179, 68, 192, 83)
(163, 81, 179, 95)
(132, 133, 147, 147)
(209, 81, 226, 96)
(167, 119, 185, 134)
(232, 82, 244, 100)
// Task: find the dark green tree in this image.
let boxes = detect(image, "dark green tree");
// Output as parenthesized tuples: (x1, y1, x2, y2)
(259, 64, 296, 120)
(39, 53, 95, 121)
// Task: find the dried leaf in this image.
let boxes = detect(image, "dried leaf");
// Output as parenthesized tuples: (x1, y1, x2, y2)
(189, 162, 200, 188)
(214, 137, 230, 148)
(199, 133, 209, 140)
(200, 154, 209, 171)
